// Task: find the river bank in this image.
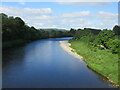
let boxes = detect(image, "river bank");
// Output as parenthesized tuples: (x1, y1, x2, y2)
(59, 41, 83, 60)
(59, 40, 119, 87)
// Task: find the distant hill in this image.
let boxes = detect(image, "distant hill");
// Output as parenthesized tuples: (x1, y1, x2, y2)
(38, 28, 69, 31)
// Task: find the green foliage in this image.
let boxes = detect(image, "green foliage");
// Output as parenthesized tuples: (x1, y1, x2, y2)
(74, 29, 91, 39)
(1, 13, 72, 48)
(73, 28, 119, 54)
(93, 30, 115, 48)
(106, 38, 120, 54)
(69, 28, 76, 36)
(48, 30, 71, 38)
(113, 25, 120, 35)
(73, 28, 100, 40)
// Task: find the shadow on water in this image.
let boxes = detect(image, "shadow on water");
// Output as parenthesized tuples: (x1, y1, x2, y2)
(2, 47, 25, 67)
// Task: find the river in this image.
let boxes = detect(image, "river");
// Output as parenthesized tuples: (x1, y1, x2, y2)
(2, 37, 115, 88)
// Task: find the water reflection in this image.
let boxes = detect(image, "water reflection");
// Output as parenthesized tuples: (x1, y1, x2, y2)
(2, 37, 114, 88)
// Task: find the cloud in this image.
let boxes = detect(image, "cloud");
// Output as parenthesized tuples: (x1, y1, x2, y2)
(57, 2, 110, 6)
(34, 23, 44, 26)
(0, 5, 117, 30)
(19, 2, 25, 5)
(23, 8, 52, 14)
(62, 11, 90, 18)
(0, 6, 52, 16)
(31, 15, 50, 20)
(3, 0, 118, 2)
(97, 11, 118, 19)
(0, 5, 53, 28)
(58, 10, 117, 29)
(61, 18, 84, 23)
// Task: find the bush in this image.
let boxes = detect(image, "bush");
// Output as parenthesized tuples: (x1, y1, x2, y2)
(93, 30, 115, 48)
(106, 38, 120, 53)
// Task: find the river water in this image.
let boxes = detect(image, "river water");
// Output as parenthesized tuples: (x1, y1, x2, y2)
(2, 37, 114, 88)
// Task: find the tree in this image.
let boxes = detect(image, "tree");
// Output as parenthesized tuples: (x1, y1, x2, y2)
(113, 25, 120, 35)
(74, 29, 91, 38)
(70, 28, 76, 36)
(106, 38, 120, 53)
(2, 13, 74, 43)
(93, 30, 115, 48)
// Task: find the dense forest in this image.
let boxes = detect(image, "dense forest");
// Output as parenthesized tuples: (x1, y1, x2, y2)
(69, 25, 120, 86)
(1, 13, 72, 48)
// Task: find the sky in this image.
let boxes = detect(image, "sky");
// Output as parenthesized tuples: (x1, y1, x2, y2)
(0, 2, 118, 30)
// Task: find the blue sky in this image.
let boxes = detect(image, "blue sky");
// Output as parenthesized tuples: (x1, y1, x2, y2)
(1, 2, 118, 30)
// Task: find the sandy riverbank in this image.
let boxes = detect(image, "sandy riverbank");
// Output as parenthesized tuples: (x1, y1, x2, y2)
(59, 41, 83, 60)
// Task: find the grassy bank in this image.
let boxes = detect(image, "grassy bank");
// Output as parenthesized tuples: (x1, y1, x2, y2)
(2, 39, 29, 49)
(69, 39, 119, 86)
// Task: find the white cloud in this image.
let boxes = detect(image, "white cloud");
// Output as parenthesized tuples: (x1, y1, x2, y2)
(0, 5, 118, 30)
(56, 0, 118, 2)
(34, 23, 44, 26)
(27, 15, 50, 20)
(19, 2, 25, 5)
(97, 11, 118, 19)
(62, 11, 90, 18)
(61, 18, 84, 23)
(2, 0, 119, 2)
(57, 2, 110, 6)
(0, 6, 52, 16)
(0, 5, 53, 28)
(23, 8, 52, 14)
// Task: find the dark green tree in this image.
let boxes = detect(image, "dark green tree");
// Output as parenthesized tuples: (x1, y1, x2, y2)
(93, 30, 115, 48)
(113, 25, 120, 35)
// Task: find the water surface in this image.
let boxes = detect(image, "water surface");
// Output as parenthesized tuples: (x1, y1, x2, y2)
(3, 37, 114, 88)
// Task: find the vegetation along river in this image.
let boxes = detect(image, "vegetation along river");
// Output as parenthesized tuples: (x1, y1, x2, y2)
(2, 37, 115, 88)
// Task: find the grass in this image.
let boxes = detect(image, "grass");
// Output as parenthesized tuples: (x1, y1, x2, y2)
(69, 39, 119, 86)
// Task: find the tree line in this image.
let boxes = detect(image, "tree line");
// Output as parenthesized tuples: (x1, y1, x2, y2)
(1, 13, 72, 42)
(1, 13, 120, 52)
(70, 25, 120, 54)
